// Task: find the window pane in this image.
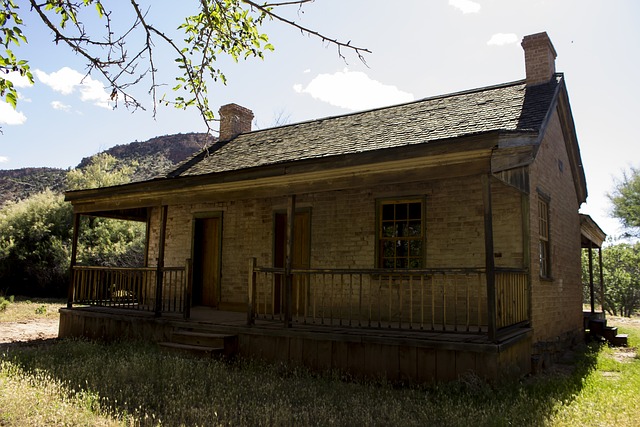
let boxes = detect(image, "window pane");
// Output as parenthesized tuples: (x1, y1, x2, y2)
(382, 204, 394, 220)
(409, 202, 421, 220)
(396, 203, 408, 220)
(410, 241, 422, 257)
(398, 222, 407, 237)
(382, 241, 395, 258)
(408, 258, 421, 269)
(382, 223, 396, 237)
(397, 240, 408, 257)
(408, 221, 421, 236)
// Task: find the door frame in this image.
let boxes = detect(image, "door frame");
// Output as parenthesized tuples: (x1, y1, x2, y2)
(191, 211, 223, 307)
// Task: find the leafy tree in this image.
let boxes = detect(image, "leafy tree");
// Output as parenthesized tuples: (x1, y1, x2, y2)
(66, 152, 136, 190)
(0, 190, 73, 296)
(1, 0, 368, 133)
(609, 167, 640, 235)
(0, 154, 145, 296)
(67, 153, 146, 267)
(582, 241, 640, 317)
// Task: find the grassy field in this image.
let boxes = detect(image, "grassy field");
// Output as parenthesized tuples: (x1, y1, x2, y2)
(1, 299, 639, 426)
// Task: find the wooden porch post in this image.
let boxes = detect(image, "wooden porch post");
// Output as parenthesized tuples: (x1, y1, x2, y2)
(183, 258, 192, 320)
(67, 213, 81, 308)
(482, 174, 497, 341)
(247, 257, 257, 325)
(155, 205, 168, 317)
(598, 247, 604, 314)
(284, 195, 296, 328)
(588, 242, 595, 314)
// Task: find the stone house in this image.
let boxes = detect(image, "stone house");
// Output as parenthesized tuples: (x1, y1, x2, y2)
(62, 32, 599, 381)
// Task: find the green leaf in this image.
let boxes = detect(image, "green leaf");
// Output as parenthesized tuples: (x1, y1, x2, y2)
(6, 91, 17, 108)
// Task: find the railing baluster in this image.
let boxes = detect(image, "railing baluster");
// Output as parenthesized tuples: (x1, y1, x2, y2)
(420, 274, 424, 330)
(409, 275, 413, 329)
(453, 274, 458, 332)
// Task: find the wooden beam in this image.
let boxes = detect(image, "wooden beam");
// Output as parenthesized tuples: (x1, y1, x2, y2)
(155, 205, 168, 317)
(67, 213, 81, 308)
(482, 175, 497, 342)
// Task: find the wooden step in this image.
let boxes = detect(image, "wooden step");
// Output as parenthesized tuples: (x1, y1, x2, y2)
(158, 341, 224, 357)
(611, 334, 628, 347)
(159, 330, 238, 358)
(602, 326, 618, 341)
(588, 319, 606, 336)
(171, 330, 231, 348)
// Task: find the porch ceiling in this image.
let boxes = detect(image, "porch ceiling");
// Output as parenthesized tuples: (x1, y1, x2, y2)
(81, 207, 148, 222)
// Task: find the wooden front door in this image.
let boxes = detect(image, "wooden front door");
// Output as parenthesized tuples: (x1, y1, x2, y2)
(193, 216, 222, 307)
(274, 210, 310, 314)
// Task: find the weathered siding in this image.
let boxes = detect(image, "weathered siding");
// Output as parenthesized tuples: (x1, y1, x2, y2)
(528, 108, 582, 345)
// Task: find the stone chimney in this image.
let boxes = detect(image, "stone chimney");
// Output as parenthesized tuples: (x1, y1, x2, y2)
(521, 32, 557, 86)
(218, 103, 254, 141)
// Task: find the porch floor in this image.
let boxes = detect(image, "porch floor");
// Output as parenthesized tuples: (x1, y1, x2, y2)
(59, 306, 533, 382)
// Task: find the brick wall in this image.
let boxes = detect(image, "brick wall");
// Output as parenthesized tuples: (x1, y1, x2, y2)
(146, 174, 525, 307)
(528, 109, 583, 344)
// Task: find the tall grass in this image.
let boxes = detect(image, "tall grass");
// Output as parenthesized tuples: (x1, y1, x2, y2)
(0, 296, 65, 322)
(0, 324, 638, 426)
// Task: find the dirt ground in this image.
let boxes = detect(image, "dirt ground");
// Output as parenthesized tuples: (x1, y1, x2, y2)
(0, 318, 59, 344)
(0, 315, 638, 346)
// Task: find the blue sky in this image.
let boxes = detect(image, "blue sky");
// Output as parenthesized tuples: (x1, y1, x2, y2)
(1, 0, 639, 238)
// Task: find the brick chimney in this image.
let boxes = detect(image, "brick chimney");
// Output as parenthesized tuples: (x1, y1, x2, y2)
(521, 32, 557, 86)
(219, 103, 254, 141)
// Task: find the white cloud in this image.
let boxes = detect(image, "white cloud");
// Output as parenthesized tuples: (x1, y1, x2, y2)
(294, 69, 414, 111)
(0, 101, 27, 125)
(487, 33, 518, 46)
(0, 156, 8, 163)
(2, 71, 33, 88)
(51, 101, 72, 112)
(35, 67, 112, 108)
(449, 0, 481, 14)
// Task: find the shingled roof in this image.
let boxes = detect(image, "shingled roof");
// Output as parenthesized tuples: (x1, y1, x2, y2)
(170, 74, 562, 178)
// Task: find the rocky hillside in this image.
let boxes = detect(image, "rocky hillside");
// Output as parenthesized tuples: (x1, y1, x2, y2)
(0, 132, 213, 206)
(0, 168, 68, 204)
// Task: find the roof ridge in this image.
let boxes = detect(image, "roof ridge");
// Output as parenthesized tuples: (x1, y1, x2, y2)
(248, 77, 530, 135)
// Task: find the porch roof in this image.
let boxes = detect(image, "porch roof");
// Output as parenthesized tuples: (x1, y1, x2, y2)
(170, 76, 562, 178)
(580, 214, 607, 248)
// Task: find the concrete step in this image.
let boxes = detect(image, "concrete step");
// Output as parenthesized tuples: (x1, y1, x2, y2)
(158, 341, 224, 357)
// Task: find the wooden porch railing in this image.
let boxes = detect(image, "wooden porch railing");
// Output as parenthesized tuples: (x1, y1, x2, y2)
(495, 269, 529, 329)
(248, 259, 529, 336)
(70, 264, 188, 314)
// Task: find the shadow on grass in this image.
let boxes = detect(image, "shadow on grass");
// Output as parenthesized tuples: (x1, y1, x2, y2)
(0, 337, 602, 426)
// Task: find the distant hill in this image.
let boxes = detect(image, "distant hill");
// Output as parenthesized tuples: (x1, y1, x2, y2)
(0, 167, 68, 204)
(0, 132, 213, 206)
